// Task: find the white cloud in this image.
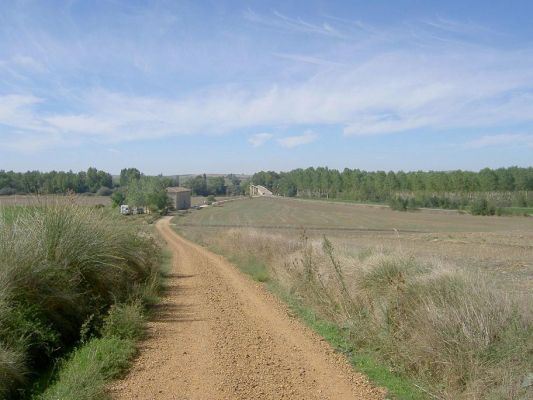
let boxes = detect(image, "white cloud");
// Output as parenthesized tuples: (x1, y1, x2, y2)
(465, 133, 533, 148)
(248, 132, 273, 147)
(1, 12, 533, 153)
(277, 131, 318, 148)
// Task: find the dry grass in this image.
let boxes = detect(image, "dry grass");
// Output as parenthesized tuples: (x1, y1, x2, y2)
(176, 197, 533, 291)
(190, 228, 533, 399)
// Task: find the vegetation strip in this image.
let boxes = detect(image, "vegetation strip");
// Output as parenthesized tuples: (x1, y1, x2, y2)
(280, 297, 426, 400)
(251, 167, 533, 214)
(0, 203, 165, 399)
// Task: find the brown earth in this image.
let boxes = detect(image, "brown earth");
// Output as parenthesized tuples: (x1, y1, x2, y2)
(110, 216, 384, 400)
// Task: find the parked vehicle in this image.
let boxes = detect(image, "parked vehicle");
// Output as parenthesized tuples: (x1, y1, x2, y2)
(120, 205, 130, 215)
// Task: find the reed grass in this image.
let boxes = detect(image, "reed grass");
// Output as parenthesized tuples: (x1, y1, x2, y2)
(0, 203, 159, 398)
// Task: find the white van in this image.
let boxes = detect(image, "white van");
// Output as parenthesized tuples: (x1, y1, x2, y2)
(120, 205, 130, 215)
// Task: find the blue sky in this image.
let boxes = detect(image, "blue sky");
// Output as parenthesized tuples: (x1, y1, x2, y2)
(1, 0, 533, 175)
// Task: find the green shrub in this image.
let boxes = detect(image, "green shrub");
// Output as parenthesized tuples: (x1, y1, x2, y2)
(0, 344, 26, 399)
(96, 186, 113, 196)
(470, 198, 496, 215)
(388, 196, 408, 211)
(0, 188, 17, 196)
(100, 302, 145, 340)
(389, 195, 418, 211)
(37, 337, 135, 400)
(111, 190, 126, 207)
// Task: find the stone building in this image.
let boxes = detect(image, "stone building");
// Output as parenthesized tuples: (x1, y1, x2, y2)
(166, 187, 192, 210)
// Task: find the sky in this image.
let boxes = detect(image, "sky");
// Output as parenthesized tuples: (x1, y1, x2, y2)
(1, 0, 533, 175)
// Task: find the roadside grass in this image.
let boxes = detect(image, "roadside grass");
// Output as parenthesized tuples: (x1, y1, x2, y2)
(192, 235, 425, 399)
(36, 301, 146, 400)
(175, 224, 533, 400)
(37, 337, 135, 400)
(225, 254, 270, 283)
(272, 286, 425, 400)
(0, 203, 162, 398)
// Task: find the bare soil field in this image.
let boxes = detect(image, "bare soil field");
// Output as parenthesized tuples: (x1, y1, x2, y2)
(110, 217, 383, 400)
(175, 197, 533, 291)
(0, 194, 111, 206)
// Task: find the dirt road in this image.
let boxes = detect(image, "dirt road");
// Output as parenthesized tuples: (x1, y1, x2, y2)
(110, 217, 384, 400)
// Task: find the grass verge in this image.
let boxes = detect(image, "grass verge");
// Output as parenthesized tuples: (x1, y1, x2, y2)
(0, 203, 164, 399)
(200, 243, 425, 399)
(34, 256, 169, 400)
(35, 301, 147, 400)
(272, 286, 426, 400)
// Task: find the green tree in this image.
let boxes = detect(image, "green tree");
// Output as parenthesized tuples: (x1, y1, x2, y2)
(119, 168, 141, 187)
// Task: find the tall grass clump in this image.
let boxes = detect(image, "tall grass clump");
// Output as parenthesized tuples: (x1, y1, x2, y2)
(199, 228, 533, 399)
(296, 245, 532, 399)
(0, 203, 159, 398)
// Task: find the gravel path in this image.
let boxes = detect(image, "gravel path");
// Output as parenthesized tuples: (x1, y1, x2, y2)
(110, 216, 384, 400)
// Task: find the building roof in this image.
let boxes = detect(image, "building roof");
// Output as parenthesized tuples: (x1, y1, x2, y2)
(166, 187, 192, 193)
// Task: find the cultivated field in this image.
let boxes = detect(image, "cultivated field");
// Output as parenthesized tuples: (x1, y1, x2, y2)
(173, 196, 533, 399)
(175, 196, 533, 290)
(190, 195, 244, 206)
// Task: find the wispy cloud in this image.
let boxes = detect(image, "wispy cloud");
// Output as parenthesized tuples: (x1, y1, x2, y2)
(1, 5, 533, 156)
(273, 52, 344, 67)
(244, 9, 347, 39)
(465, 133, 533, 148)
(248, 132, 273, 147)
(277, 131, 318, 148)
(419, 16, 493, 36)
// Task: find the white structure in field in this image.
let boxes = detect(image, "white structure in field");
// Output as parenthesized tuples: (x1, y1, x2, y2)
(249, 185, 273, 197)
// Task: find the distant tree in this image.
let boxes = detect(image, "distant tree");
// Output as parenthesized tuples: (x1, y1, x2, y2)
(185, 175, 208, 196)
(111, 190, 126, 207)
(126, 176, 169, 211)
(119, 168, 141, 187)
(207, 177, 226, 195)
(226, 174, 242, 196)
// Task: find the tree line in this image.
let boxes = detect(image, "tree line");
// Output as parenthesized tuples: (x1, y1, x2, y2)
(0, 166, 248, 211)
(182, 174, 245, 197)
(0, 168, 113, 195)
(252, 166, 533, 208)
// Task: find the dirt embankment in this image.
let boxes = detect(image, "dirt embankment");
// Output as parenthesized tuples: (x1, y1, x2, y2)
(110, 216, 384, 400)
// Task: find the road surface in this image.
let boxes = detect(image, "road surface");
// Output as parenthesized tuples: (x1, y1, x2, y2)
(110, 216, 384, 400)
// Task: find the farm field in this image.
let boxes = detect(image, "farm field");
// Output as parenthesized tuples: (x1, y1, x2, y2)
(177, 196, 533, 232)
(0, 194, 111, 206)
(175, 196, 533, 290)
(172, 196, 533, 399)
(190, 195, 244, 206)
